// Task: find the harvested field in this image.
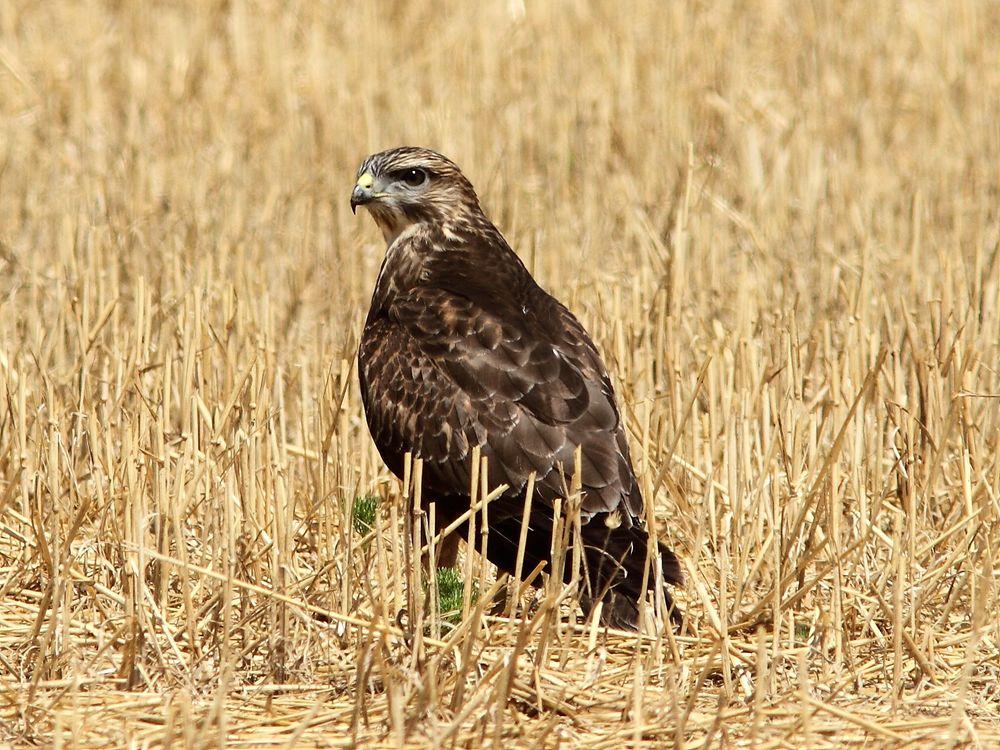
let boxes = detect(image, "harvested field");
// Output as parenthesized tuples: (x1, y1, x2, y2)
(1, 0, 998, 747)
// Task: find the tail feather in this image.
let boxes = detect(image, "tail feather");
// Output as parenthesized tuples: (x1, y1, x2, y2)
(579, 518, 683, 629)
(479, 510, 683, 630)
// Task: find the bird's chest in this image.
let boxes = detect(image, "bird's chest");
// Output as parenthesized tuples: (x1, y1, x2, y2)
(371, 237, 431, 306)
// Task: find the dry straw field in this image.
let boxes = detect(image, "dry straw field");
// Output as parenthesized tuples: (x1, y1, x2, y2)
(1, 0, 999, 747)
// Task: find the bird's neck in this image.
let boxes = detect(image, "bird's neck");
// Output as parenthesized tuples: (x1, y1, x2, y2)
(370, 198, 488, 247)
(371, 217, 526, 311)
(381, 210, 500, 266)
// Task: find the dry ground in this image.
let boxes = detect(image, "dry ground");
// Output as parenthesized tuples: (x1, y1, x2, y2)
(1, 0, 999, 747)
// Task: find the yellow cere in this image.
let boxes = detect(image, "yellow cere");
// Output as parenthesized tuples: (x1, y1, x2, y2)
(356, 172, 374, 189)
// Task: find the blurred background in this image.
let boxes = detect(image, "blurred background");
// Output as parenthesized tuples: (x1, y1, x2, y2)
(4, 0, 996, 336)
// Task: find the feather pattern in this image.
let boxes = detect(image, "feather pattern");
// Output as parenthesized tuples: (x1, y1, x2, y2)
(355, 147, 682, 628)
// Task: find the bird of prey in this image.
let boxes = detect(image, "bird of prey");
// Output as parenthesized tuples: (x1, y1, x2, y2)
(351, 147, 682, 629)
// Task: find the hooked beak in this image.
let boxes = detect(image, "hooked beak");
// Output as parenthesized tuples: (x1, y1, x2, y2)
(350, 186, 371, 214)
(350, 171, 376, 214)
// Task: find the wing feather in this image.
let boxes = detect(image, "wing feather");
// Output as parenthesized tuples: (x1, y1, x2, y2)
(359, 283, 642, 521)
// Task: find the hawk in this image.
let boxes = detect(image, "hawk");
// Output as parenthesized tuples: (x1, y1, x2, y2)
(352, 147, 682, 629)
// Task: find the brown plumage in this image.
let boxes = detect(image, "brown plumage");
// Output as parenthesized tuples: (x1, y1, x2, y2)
(352, 147, 682, 629)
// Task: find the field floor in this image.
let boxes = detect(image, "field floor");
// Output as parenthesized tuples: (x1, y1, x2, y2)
(1, 1, 998, 747)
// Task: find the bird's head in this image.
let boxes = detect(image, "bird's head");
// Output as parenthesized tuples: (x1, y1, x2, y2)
(350, 147, 482, 243)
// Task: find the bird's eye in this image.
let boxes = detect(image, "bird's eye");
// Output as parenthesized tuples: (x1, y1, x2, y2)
(397, 168, 427, 187)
